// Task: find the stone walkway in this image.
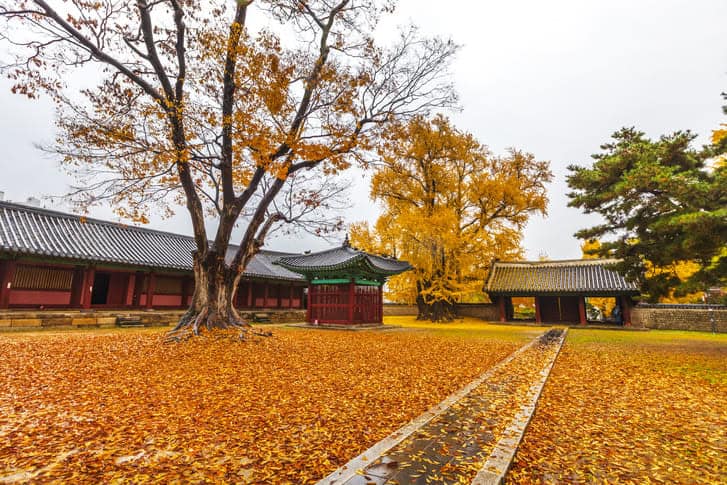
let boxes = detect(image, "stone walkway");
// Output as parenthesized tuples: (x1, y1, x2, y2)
(317, 329, 567, 485)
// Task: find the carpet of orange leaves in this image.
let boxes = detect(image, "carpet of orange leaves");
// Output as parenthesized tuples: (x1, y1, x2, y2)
(0, 325, 525, 483)
(510, 329, 727, 484)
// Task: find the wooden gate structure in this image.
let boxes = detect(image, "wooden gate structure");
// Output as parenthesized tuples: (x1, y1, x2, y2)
(484, 259, 640, 325)
(275, 237, 411, 325)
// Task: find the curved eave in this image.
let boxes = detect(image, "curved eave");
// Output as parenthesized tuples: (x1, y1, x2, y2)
(360, 256, 412, 276)
(1, 248, 306, 282)
(239, 272, 305, 283)
(0, 246, 191, 272)
(274, 253, 366, 274)
(486, 289, 640, 297)
(275, 254, 411, 278)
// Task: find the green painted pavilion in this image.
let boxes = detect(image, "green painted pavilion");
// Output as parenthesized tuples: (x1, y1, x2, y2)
(275, 237, 411, 325)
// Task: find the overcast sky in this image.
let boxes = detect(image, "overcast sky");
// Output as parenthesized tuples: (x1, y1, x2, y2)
(0, 0, 725, 259)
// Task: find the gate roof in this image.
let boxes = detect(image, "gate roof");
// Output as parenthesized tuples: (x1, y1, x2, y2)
(485, 259, 639, 297)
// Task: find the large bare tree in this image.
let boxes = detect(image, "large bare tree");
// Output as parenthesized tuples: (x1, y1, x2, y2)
(0, 0, 457, 337)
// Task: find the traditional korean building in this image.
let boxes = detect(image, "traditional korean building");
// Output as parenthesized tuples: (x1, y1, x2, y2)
(484, 259, 640, 325)
(275, 238, 411, 325)
(0, 201, 307, 310)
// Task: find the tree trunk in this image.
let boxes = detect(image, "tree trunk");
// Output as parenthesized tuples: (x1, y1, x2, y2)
(167, 252, 255, 340)
(417, 298, 456, 322)
(415, 280, 456, 322)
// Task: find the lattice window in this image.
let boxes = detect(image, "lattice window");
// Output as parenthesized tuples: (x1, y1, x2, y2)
(13, 264, 74, 291)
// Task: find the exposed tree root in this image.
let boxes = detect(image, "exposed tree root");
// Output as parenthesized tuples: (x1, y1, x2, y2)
(164, 307, 271, 344)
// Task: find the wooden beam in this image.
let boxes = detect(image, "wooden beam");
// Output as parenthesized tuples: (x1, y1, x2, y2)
(0, 260, 17, 309)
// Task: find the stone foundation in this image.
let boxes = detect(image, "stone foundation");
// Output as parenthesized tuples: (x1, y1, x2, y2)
(383, 304, 417, 316)
(0, 308, 306, 330)
(631, 304, 726, 333)
(383, 303, 500, 321)
(456, 303, 499, 321)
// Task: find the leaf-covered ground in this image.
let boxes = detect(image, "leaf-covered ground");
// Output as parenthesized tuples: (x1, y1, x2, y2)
(0, 319, 537, 483)
(510, 329, 727, 484)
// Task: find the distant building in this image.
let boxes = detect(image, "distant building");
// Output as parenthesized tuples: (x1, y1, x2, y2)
(484, 259, 640, 325)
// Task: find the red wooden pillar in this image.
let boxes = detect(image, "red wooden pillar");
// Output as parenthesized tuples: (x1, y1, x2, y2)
(121, 273, 132, 307)
(498, 296, 507, 322)
(289, 284, 294, 308)
(0, 260, 17, 309)
(348, 281, 355, 323)
(306, 284, 313, 323)
(263, 283, 269, 308)
(145, 272, 156, 309)
(277, 284, 282, 308)
(578, 296, 587, 325)
(378, 284, 384, 323)
(80, 267, 95, 309)
(131, 271, 144, 307)
(69, 266, 84, 307)
(534, 296, 542, 324)
(621, 296, 632, 327)
(247, 282, 253, 308)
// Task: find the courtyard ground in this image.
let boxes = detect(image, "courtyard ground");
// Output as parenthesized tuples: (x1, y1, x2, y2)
(509, 328, 726, 484)
(1, 320, 725, 484)
(0, 318, 537, 483)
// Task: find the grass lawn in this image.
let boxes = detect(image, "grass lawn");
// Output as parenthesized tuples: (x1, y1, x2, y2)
(0, 318, 537, 483)
(510, 328, 727, 484)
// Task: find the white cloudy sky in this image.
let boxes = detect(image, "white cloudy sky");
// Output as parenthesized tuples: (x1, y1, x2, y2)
(0, 0, 725, 259)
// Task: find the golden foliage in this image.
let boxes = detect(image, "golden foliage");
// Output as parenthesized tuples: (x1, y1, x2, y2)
(510, 330, 727, 483)
(580, 239, 615, 316)
(712, 123, 727, 145)
(0, 326, 520, 483)
(581, 239, 705, 304)
(352, 115, 552, 306)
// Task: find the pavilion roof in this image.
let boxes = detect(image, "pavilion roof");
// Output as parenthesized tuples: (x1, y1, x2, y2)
(485, 259, 639, 297)
(0, 201, 304, 281)
(274, 239, 412, 281)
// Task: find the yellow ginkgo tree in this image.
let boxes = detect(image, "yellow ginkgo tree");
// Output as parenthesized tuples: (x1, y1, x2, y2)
(352, 115, 552, 321)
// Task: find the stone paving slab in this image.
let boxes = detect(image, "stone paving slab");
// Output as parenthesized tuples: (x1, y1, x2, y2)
(317, 329, 567, 485)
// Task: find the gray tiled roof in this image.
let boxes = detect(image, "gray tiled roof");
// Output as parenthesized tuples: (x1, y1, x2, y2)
(485, 259, 639, 296)
(275, 244, 412, 276)
(0, 201, 304, 281)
